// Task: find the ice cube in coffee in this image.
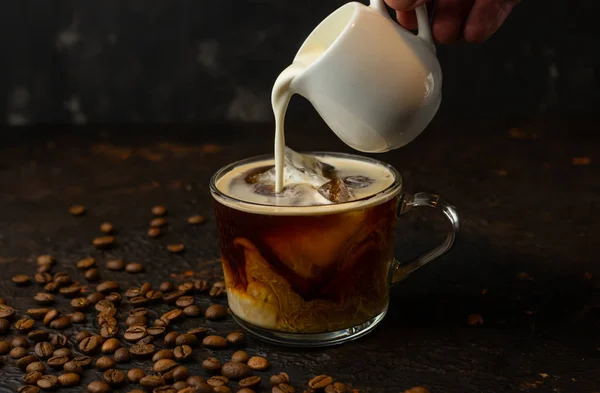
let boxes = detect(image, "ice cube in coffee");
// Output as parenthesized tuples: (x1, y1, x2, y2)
(213, 151, 398, 333)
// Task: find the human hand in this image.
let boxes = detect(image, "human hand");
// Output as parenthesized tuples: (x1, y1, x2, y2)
(385, 0, 520, 43)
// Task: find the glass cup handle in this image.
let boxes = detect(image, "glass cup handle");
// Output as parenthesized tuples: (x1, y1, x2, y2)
(391, 192, 460, 284)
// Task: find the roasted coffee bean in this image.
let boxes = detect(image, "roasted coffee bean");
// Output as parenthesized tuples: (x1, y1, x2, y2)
(148, 227, 161, 238)
(37, 255, 55, 266)
(95, 300, 115, 312)
(84, 268, 101, 282)
(182, 305, 202, 318)
(164, 332, 179, 347)
(237, 389, 255, 393)
(43, 282, 60, 293)
(97, 281, 119, 293)
(16, 355, 38, 371)
(98, 307, 117, 324)
(159, 282, 173, 292)
(0, 318, 10, 334)
(87, 293, 105, 306)
(163, 290, 184, 304)
(128, 368, 146, 383)
(87, 380, 111, 393)
(71, 312, 86, 324)
(77, 258, 96, 270)
(43, 309, 60, 326)
(148, 326, 166, 337)
(100, 325, 119, 339)
(23, 371, 44, 385)
(146, 290, 164, 302)
(10, 346, 28, 359)
(75, 331, 91, 343)
(125, 288, 141, 298)
(273, 384, 295, 393)
(80, 335, 102, 354)
(178, 283, 194, 293)
(13, 274, 31, 286)
(12, 336, 30, 348)
(151, 350, 173, 363)
(0, 304, 16, 319)
(154, 318, 169, 328)
(213, 387, 233, 393)
(130, 343, 156, 358)
(101, 338, 122, 354)
(37, 375, 59, 390)
(309, 376, 333, 390)
(202, 335, 227, 349)
(15, 318, 35, 332)
(59, 285, 83, 297)
(69, 204, 86, 216)
(124, 326, 148, 342)
(49, 333, 68, 348)
(162, 309, 184, 322)
(53, 272, 72, 286)
(154, 358, 178, 374)
(37, 264, 52, 273)
(136, 335, 154, 345)
(205, 304, 227, 320)
(324, 382, 348, 393)
(202, 357, 222, 372)
(26, 361, 46, 373)
(114, 347, 130, 363)
(154, 386, 177, 393)
(152, 205, 167, 216)
(63, 361, 84, 374)
(167, 243, 185, 253)
(245, 356, 269, 371)
(35, 273, 53, 285)
(19, 386, 40, 393)
(93, 236, 115, 249)
(172, 366, 189, 382)
(104, 369, 126, 386)
(129, 307, 148, 316)
(34, 342, 55, 358)
(175, 333, 197, 347)
(207, 376, 228, 387)
(221, 362, 252, 380)
(193, 279, 210, 292)
(58, 373, 80, 387)
(239, 376, 261, 389)
(187, 215, 205, 225)
(226, 332, 245, 346)
(0, 340, 10, 354)
(34, 293, 55, 305)
(186, 376, 207, 387)
(73, 355, 93, 367)
(48, 355, 70, 369)
(140, 282, 152, 295)
(172, 382, 188, 391)
(140, 375, 165, 390)
(175, 296, 194, 308)
(131, 296, 148, 306)
(100, 222, 114, 234)
(126, 263, 144, 273)
(49, 316, 71, 330)
(150, 217, 167, 228)
(26, 308, 50, 321)
(68, 296, 89, 311)
(173, 345, 192, 362)
(53, 348, 72, 358)
(96, 356, 116, 371)
(105, 292, 122, 304)
(210, 282, 226, 297)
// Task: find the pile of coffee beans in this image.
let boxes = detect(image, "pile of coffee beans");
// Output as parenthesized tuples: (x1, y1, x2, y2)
(0, 205, 419, 393)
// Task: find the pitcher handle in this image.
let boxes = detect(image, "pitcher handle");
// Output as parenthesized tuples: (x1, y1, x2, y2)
(370, 0, 435, 48)
(391, 192, 460, 285)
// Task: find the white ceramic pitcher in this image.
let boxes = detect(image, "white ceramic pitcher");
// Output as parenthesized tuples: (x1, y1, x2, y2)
(289, 0, 442, 153)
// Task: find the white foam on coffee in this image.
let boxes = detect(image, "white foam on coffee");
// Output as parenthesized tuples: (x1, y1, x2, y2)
(214, 155, 399, 216)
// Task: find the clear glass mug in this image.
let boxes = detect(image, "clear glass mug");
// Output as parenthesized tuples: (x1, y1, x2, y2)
(210, 152, 459, 347)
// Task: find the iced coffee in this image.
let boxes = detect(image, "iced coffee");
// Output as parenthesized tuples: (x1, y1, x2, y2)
(212, 149, 401, 334)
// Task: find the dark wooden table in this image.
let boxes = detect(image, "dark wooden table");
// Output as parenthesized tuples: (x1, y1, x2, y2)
(0, 117, 598, 393)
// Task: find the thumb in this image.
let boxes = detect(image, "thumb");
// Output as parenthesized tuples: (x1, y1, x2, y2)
(384, 0, 430, 11)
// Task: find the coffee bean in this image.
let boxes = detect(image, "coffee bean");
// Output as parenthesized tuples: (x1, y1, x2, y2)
(71, 312, 86, 324)
(126, 263, 144, 273)
(34, 293, 55, 305)
(96, 356, 116, 371)
(13, 274, 31, 286)
(140, 375, 165, 390)
(100, 222, 114, 234)
(187, 215, 205, 225)
(173, 345, 193, 362)
(205, 304, 227, 320)
(48, 355, 70, 369)
(34, 273, 53, 285)
(154, 386, 177, 393)
(150, 217, 167, 228)
(43, 282, 60, 293)
(16, 355, 38, 371)
(37, 264, 52, 273)
(237, 389, 255, 393)
(209, 286, 225, 297)
(152, 205, 167, 216)
(163, 290, 184, 304)
(43, 309, 60, 326)
(26, 361, 46, 373)
(0, 318, 10, 334)
(159, 282, 173, 292)
(172, 366, 190, 382)
(37, 255, 55, 266)
(467, 314, 484, 326)
(53, 348, 72, 358)
(136, 335, 154, 346)
(162, 309, 184, 322)
(59, 285, 83, 297)
(114, 347, 130, 363)
(75, 331, 92, 343)
(69, 204, 86, 216)
(23, 371, 44, 385)
(175, 333, 197, 347)
(221, 362, 252, 380)
(125, 288, 141, 298)
(19, 386, 40, 393)
(154, 318, 169, 328)
(80, 335, 102, 354)
(239, 376, 261, 389)
(0, 340, 10, 354)
(148, 326, 166, 337)
(172, 381, 188, 390)
(175, 296, 194, 308)
(25, 309, 48, 322)
(105, 292, 122, 304)
(247, 356, 269, 371)
(164, 332, 179, 347)
(148, 227, 162, 238)
(93, 236, 115, 249)
(101, 338, 122, 354)
(192, 279, 210, 292)
(95, 300, 115, 312)
(58, 373, 81, 387)
(324, 382, 348, 393)
(207, 376, 228, 387)
(98, 307, 117, 323)
(178, 282, 194, 293)
(309, 376, 333, 390)
(34, 342, 55, 358)
(53, 272, 72, 286)
(213, 387, 233, 393)
(104, 369, 126, 386)
(130, 343, 156, 358)
(154, 358, 178, 374)
(202, 335, 227, 349)
(12, 336, 30, 348)
(49, 316, 71, 330)
(226, 332, 245, 346)
(49, 333, 68, 348)
(185, 328, 207, 339)
(167, 244, 185, 253)
(77, 257, 96, 270)
(68, 298, 89, 312)
(97, 281, 120, 293)
(37, 374, 58, 390)
(145, 290, 164, 302)
(273, 384, 295, 393)
(73, 355, 93, 367)
(131, 296, 149, 306)
(85, 268, 101, 282)
(126, 367, 145, 383)
(100, 325, 119, 339)
(15, 318, 35, 332)
(88, 380, 111, 393)
(63, 361, 83, 374)
(10, 346, 28, 359)
(124, 326, 148, 342)
(186, 376, 207, 387)
(201, 357, 222, 373)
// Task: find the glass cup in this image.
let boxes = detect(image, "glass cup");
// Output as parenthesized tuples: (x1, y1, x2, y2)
(210, 152, 459, 347)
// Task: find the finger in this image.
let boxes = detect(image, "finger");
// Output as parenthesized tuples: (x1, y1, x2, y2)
(431, 0, 475, 44)
(463, 0, 519, 43)
(385, 0, 429, 11)
(396, 10, 418, 30)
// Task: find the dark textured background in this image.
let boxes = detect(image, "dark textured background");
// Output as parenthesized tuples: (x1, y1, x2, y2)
(1, 0, 599, 125)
